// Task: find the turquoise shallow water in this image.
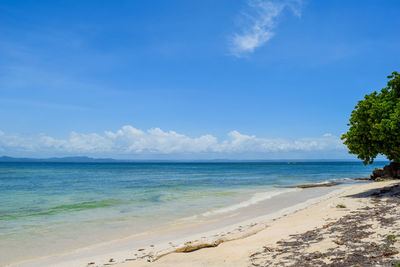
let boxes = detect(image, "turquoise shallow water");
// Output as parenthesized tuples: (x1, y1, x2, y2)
(0, 161, 387, 235)
(0, 161, 387, 264)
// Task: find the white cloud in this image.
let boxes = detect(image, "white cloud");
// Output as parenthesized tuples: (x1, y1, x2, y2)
(230, 0, 302, 57)
(0, 125, 345, 158)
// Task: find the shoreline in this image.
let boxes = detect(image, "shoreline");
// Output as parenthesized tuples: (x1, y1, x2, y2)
(115, 183, 365, 266)
(113, 179, 400, 267)
(9, 180, 380, 267)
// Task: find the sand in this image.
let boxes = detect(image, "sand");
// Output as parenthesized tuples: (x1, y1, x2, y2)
(113, 180, 400, 267)
(11, 180, 400, 267)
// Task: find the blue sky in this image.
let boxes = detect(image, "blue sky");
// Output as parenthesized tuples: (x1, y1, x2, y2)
(0, 0, 399, 159)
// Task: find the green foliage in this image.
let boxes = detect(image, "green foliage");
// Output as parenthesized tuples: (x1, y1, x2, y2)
(387, 234, 397, 243)
(342, 72, 400, 165)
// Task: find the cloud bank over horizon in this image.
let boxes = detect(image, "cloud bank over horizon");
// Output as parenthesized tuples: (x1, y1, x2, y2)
(230, 0, 302, 57)
(0, 125, 349, 159)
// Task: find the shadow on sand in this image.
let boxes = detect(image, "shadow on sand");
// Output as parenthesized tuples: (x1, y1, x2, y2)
(345, 182, 400, 199)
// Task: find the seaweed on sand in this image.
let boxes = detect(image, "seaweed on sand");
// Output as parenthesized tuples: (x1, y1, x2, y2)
(250, 184, 400, 267)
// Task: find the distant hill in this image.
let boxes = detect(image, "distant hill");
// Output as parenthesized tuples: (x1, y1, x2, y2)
(0, 156, 121, 163)
(0, 156, 387, 163)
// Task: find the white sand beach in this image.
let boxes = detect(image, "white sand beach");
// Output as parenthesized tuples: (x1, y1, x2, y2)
(11, 180, 400, 267)
(114, 180, 400, 267)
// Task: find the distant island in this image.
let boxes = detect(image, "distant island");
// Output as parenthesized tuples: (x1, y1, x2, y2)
(0, 156, 387, 163)
(0, 156, 121, 163)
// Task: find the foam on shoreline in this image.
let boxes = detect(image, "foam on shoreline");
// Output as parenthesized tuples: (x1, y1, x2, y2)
(200, 188, 299, 217)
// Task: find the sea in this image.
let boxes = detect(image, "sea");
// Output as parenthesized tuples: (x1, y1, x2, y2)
(0, 161, 387, 265)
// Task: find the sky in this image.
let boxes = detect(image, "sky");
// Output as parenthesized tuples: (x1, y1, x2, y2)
(0, 0, 399, 160)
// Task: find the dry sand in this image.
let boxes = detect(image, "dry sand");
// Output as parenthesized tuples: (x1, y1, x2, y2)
(113, 180, 400, 267)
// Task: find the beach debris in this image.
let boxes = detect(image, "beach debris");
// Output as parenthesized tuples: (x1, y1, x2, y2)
(289, 182, 341, 189)
(175, 239, 224, 252)
(393, 260, 400, 267)
(138, 248, 145, 251)
(108, 258, 114, 262)
(333, 239, 344, 245)
(250, 183, 400, 266)
(336, 204, 347, 208)
(387, 234, 397, 243)
(353, 177, 372, 181)
(262, 246, 273, 252)
(250, 252, 258, 257)
(323, 222, 336, 228)
(87, 262, 95, 266)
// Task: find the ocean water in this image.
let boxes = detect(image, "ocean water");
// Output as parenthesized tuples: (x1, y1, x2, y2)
(0, 161, 387, 264)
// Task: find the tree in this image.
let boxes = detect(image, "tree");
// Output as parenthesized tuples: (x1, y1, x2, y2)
(341, 71, 400, 165)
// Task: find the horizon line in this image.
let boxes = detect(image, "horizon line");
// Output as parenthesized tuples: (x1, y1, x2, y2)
(0, 155, 389, 163)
